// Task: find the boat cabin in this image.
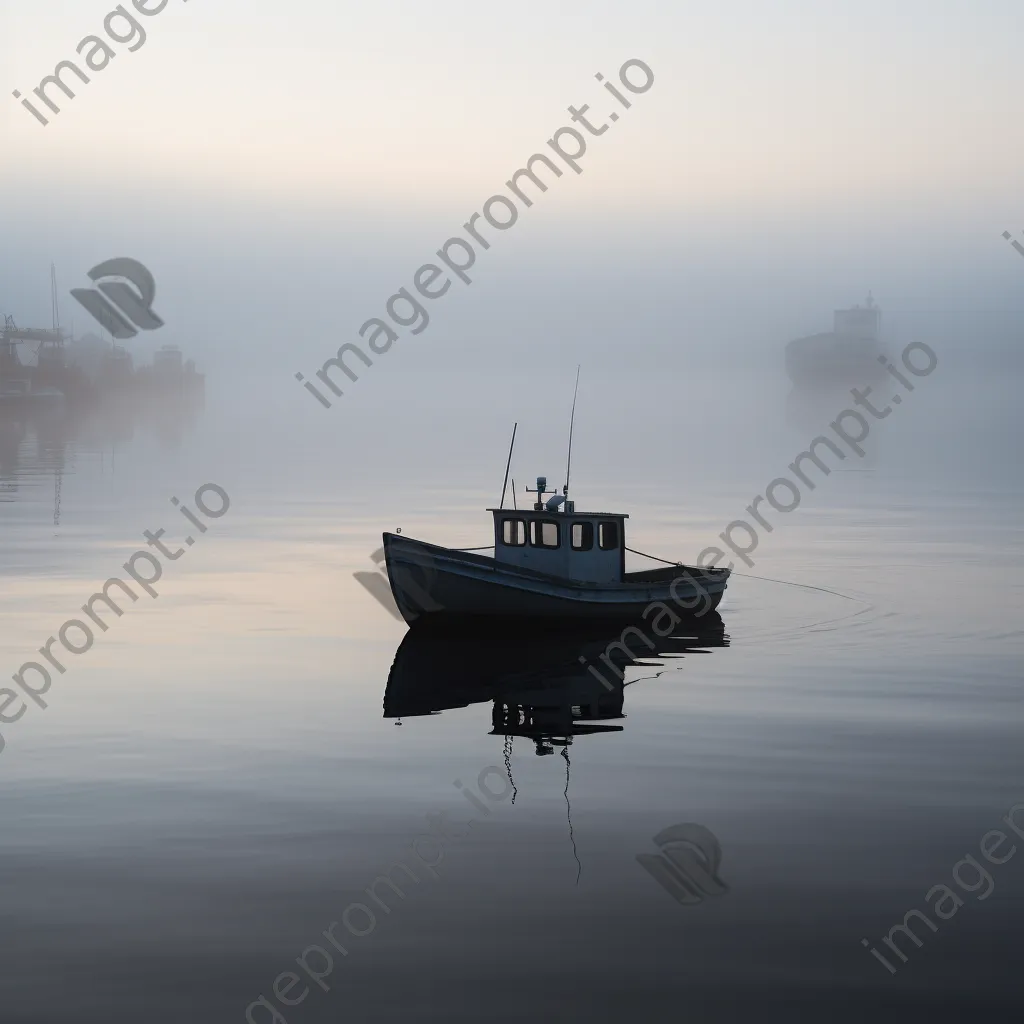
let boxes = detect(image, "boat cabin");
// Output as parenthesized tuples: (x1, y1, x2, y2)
(833, 293, 881, 341)
(489, 479, 627, 583)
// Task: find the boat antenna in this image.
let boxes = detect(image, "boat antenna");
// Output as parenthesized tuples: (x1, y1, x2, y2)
(511, 478, 517, 510)
(499, 422, 517, 509)
(564, 365, 580, 499)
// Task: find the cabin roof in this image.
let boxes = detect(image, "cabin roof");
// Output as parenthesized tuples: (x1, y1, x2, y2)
(487, 509, 628, 518)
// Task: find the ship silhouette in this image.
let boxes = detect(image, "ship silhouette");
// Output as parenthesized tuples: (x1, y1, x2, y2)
(785, 293, 887, 390)
(2, 266, 203, 411)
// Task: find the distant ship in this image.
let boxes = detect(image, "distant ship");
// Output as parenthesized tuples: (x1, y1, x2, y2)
(2, 266, 203, 409)
(134, 344, 205, 396)
(0, 317, 67, 407)
(785, 294, 887, 389)
(383, 385, 730, 625)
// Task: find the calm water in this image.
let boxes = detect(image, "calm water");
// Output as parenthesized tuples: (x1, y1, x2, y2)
(1, 354, 1022, 1023)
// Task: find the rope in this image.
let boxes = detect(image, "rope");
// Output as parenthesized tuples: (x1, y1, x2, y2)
(729, 571, 859, 602)
(625, 545, 857, 602)
(454, 545, 855, 603)
(625, 545, 680, 566)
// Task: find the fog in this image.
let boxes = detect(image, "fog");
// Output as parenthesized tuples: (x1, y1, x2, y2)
(3, 0, 1023, 398)
(3, 5, 1024, 1022)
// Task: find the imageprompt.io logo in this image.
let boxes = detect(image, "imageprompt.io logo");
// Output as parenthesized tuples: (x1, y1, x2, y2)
(1002, 229, 1024, 260)
(637, 823, 730, 905)
(354, 547, 404, 621)
(71, 258, 163, 340)
(354, 543, 443, 621)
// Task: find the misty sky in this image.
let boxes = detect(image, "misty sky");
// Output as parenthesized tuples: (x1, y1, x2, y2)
(1, 0, 1023, 391)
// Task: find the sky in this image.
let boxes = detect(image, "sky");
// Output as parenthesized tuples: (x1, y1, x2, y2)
(3, 0, 1022, 202)
(1, 0, 1023, 389)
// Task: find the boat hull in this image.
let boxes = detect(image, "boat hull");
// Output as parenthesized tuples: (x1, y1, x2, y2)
(785, 332, 887, 389)
(382, 532, 728, 626)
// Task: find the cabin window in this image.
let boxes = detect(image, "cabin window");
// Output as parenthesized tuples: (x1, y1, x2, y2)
(571, 522, 593, 550)
(501, 518, 526, 546)
(530, 519, 560, 548)
(598, 521, 620, 550)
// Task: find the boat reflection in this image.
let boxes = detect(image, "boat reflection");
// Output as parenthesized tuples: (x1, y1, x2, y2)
(383, 615, 730, 754)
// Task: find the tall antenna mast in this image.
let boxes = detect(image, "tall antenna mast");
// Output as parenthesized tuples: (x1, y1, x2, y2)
(563, 366, 580, 499)
(499, 422, 517, 509)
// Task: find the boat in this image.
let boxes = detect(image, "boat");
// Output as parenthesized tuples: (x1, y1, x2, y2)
(382, 392, 730, 625)
(134, 344, 205, 396)
(383, 507, 729, 625)
(4, 264, 205, 412)
(1, 317, 66, 408)
(785, 293, 887, 389)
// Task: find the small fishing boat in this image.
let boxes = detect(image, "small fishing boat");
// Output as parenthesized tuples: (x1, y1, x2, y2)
(382, 378, 730, 625)
(383, 502, 728, 625)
